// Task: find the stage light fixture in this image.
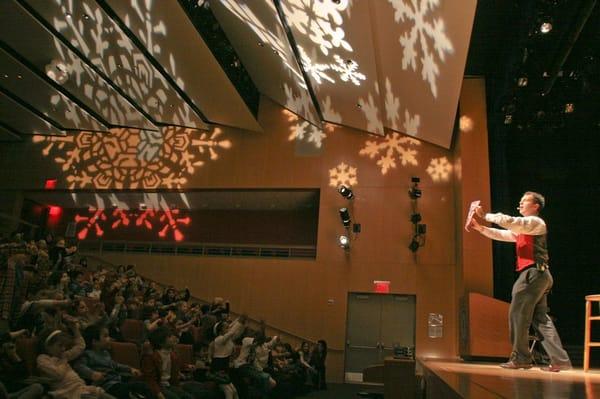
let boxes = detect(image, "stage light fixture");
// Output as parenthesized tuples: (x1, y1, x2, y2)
(338, 185, 354, 200)
(408, 185, 422, 199)
(339, 207, 351, 227)
(504, 114, 513, 125)
(338, 235, 350, 249)
(517, 76, 528, 87)
(408, 238, 419, 253)
(411, 213, 422, 224)
(565, 103, 575, 113)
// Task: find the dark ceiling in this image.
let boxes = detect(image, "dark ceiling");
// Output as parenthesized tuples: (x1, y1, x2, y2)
(466, 0, 599, 134)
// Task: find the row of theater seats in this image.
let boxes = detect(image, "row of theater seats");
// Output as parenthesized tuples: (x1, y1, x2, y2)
(15, 336, 194, 374)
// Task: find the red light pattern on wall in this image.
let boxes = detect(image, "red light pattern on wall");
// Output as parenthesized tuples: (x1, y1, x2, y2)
(74, 207, 191, 242)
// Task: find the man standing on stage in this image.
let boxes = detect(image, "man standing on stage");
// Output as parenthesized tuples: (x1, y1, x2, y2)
(469, 191, 572, 372)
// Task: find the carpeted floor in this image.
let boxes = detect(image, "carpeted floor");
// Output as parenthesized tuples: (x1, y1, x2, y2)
(301, 383, 384, 399)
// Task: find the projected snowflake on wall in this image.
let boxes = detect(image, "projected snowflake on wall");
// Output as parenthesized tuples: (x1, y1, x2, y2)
(283, 107, 329, 149)
(32, 127, 231, 189)
(388, 0, 454, 98)
(359, 133, 421, 175)
(329, 162, 358, 188)
(426, 156, 453, 182)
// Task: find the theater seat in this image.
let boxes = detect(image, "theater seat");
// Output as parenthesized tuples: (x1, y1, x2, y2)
(16, 337, 38, 375)
(110, 341, 140, 369)
(121, 319, 145, 343)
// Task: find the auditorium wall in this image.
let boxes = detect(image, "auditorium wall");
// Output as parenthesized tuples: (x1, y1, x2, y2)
(0, 78, 493, 381)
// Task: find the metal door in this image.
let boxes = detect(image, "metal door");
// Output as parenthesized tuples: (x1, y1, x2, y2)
(344, 293, 416, 382)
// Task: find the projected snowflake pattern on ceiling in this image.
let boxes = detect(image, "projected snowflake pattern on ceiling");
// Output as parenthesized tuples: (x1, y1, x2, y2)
(281, 0, 366, 86)
(426, 156, 453, 182)
(47, 0, 202, 128)
(32, 127, 231, 189)
(360, 79, 421, 138)
(387, 0, 454, 98)
(329, 162, 357, 188)
(359, 133, 421, 175)
(74, 193, 190, 241)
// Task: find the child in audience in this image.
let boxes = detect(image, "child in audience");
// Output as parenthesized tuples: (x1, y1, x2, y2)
(142, 326, 209, 399)
(36, 322, 115, 398)
(74, 325, 156, 399)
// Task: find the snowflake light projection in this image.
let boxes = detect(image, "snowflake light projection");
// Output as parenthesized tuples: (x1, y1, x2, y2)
(382, 77, 422, 138)
(283, 109, 328, 149)
(358, 82, 384, 135)
(331, 55, 366, 86)
(388, 0, 454, 98)
(46, 0, 201, 127)
(329, 162, 358, 188)
(359, 133, 421, 175)
(74, 194, 191, 241)
(32, 127, 231, 189)
(281, 0, 352, 56)
(426, 156, 453, 182)
(280, 0, 366, 85)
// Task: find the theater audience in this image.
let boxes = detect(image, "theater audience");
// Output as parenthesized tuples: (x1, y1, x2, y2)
(37, 322, 114, 398)
(0, 231, 328, 399)
(75, 325, 155, 399)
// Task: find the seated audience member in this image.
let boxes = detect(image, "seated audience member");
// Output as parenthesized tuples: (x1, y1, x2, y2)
(142, 326, 211, 399)
(297, 341, 316, 386)
(37, 322, 114, 398)
(74, 325, 156, 399)
(232, 334, 276, 396)
(69, 298, 107, 331)
(0, 330, 45, 398)
(310, 340, 327, 390)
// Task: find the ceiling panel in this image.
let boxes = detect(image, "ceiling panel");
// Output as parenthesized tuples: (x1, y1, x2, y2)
(0, 124, 22, 142)
(0, 0, 155, 130)
(106, 0, 261, 131)
(371, 0, 478, 148)
(210, 0, 320, 126)
(0, 91, 64, 136)
(279, 0, 383, 134)
(0, 47, 108, 132)
(25, 0, 208, 130)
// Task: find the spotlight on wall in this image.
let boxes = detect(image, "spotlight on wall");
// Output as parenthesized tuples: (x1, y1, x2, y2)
(411, 213, 422, 224)
(338, 185, 354, 200)
(338, 235, 350, 249)
(408, 177, 422, 199)
(408, 238, 420, 253)
(339, 208, 351, 227)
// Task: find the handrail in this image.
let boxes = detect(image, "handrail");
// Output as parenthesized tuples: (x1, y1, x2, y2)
(78, 250, 342, 352)
(78, 240, 316, 260)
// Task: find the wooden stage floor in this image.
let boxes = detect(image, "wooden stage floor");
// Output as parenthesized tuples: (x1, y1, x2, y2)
(421, 359, 600, 398)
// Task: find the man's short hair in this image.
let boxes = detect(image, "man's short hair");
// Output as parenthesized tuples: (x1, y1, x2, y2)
(524, 191, 545, 210)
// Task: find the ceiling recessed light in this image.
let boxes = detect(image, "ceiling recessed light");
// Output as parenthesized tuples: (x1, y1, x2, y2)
(540, 21, 552, 34)
(17, 74, 22, 79)
(258, 42, 264, 47)
(3, 74, 8, 78)
(83, 14, 90, 20)
(66, 13, 72, 18)
(357, 103, 362, 109)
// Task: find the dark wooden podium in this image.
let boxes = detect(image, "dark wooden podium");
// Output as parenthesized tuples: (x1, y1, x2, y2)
(459, 292, 512, 359)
